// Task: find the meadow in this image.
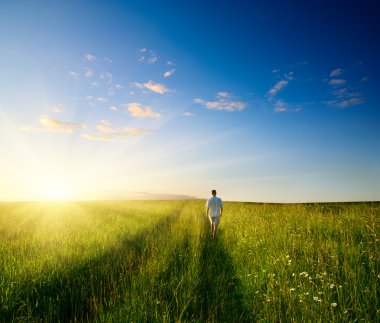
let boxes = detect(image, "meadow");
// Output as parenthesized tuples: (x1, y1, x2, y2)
(0, 200, 378, 322)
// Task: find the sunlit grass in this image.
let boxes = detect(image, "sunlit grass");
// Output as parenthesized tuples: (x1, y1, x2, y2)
(0, 200, 378, 321)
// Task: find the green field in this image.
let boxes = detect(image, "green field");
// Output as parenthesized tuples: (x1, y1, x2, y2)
(0, 200, 379, 322)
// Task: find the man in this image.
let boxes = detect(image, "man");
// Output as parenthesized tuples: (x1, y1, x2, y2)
(206, 189, 224, 239)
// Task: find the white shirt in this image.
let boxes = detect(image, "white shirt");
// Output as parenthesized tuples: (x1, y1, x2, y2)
(206, 196, 223, 217)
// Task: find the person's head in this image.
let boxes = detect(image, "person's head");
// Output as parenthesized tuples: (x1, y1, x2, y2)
(211, 189, 217, 196)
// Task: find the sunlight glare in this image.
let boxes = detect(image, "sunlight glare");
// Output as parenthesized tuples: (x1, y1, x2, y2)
(41, 181, 73, 201)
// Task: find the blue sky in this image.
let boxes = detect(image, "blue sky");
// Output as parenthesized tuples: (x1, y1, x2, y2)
(0, 0, 379, 202)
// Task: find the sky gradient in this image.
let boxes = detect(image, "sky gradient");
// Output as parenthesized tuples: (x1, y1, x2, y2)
(1, 0, 379, 202)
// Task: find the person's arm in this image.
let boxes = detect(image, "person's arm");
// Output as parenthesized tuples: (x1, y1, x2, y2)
(220, 206, 223, 217)
(206, 207, 210, 216)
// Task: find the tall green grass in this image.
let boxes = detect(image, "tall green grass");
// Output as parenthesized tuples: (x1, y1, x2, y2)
(0, 200, 378, 322)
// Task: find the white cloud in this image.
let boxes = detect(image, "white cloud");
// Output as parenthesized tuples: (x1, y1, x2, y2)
(332, 88, 348, 98)
(109, 106, 117, 112)
(163, 69, 176, 78)
(194, 93, 246, 112)
(101, 72, 112, 79)
(104, 57, 113, 64)
(148, 56, 158, 64)
(115, 84, 123, 90)
(217, 92, 231, 98)
(127, 103, 160, 119)
(20, 115, 84, 133)
(138, 48, 158, 64)
(68, 70, 79, 78)
(83, 120, 151, 142)
(84, 54, 96, 61)
(268, 79, 289, 97)
(182, 112, 194, 117)
(100, 72, 112, 84)
(328, 79, 346, 86)
(85, 96, 94, 107)
(134, 80, 170, 94)
(84, 68, 94, 78)
(285, 72, 294, 80)
(274, 100, 288, 112)
(52, 105, 64, 113)
(167, 61, 175, 66)
(330, 68, 343, 77)
(325, 68, 364, 108)
(96, 97, 107, 102)
(268, 73, 294, 98)
(327, 97, 364, 108)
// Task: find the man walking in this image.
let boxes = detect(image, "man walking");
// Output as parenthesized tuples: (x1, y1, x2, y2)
(206, 190, 224, 239)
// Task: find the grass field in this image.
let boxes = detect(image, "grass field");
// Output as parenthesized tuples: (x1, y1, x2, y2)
(0, 200, 379, 322)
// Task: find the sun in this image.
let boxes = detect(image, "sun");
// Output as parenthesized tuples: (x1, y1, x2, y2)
(41, 181, 73, 201)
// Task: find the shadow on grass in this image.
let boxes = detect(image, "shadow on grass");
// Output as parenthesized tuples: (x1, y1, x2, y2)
(146, 215, 252, 322)
(1, 208, 183, 322)
(191, 217, 252, 322)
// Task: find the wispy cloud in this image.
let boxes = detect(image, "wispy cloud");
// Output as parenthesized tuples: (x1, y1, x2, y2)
(182, 112, 194, 117)
(268, 72, 294, 98)
(83, 120, 151, 142)
(133, 80, 170, 94)
(84, 54, 96, 61)
(52, 105, 64, 113)
(138, 48, 158, 64)
(109, 106, 117, 112)
(325, 68, 364, 108)
(85, 96, 94, 107)
(194, 92, 246, 112)
(326, 97, 364, 108)
(330, 68, 343, 77)
(217, 92, 230, 98)
(84, 68, 94, 78)
(100, 72, 112, 84)
(274, 100, 288, 112)
(148, 56, 158, 64)
(328, 79, 346, 86)
(126, 103, 161, 119)
(163, 69, 176, 78)
(20, 115, 84, 133)
(68, 70, 79, 78)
